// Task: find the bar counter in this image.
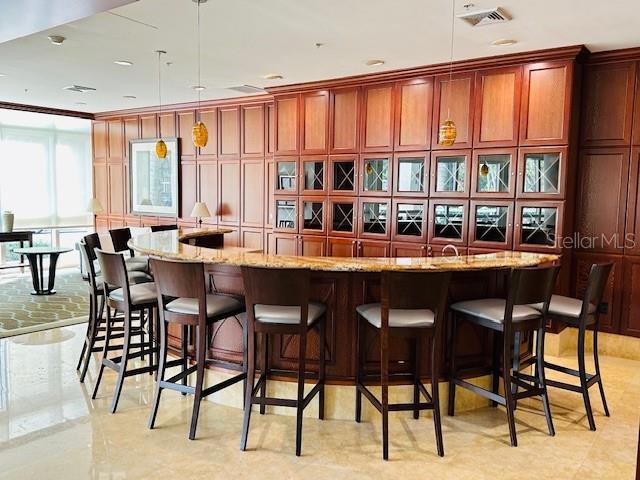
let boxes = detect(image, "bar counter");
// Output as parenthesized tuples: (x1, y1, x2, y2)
(126, 228, 560, 388)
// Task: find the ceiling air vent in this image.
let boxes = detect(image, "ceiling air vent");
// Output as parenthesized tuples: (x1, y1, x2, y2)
(227, 85, 266, 94)
(63, 85, 96, 93)
(457, 7, 511, 26)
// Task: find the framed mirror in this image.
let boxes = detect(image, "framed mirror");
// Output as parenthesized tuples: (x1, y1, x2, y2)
(129, 138, 180, 217)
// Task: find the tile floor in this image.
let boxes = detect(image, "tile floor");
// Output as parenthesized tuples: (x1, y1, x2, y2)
(0, 324, 637, 480)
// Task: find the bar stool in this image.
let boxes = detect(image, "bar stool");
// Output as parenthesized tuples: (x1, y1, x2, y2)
(355, 270, 452, 460)
(147, 258, 247, 440)
(84, 232, 151, 276)
(240, 266, 326, 457)
(448, 265, 560, 447)
(150, 224, 178, 232)
(531, 262, 613, 431)
(76, 235, 152, 382)
(109, 227, 149, 273)
(92, 249, 158, 413)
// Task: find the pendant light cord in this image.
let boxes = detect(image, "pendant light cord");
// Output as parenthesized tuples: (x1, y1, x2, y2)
(197, 0, 201, 108)
(447, 0, 455, 119)
(157, 50, 162, 135)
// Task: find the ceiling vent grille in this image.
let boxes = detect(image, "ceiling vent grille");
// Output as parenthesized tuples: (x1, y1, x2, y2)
(227, 85, 266, 94)
(63, 85, 96, 93)
(457, 7, 511, 26)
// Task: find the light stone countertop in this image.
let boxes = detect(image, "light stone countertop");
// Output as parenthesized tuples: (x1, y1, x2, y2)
(128, 228, 559, 272)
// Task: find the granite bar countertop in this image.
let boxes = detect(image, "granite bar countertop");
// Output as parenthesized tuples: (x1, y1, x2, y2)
(129, 228, 559, 272)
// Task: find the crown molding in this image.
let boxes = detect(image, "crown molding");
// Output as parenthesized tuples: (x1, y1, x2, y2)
(0, 101, 94, 120)
(587, 46, 640, 64)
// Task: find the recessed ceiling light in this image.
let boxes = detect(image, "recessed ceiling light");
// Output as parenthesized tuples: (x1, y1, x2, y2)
(114, 60, 133, 66)
(491, 39, 517, 46)
(366, 59, 385, 67)
(75, 102, 87, 106)
(263, 74, 283, 80)
(0, 73, 6, 77)
(48, 35, 66, 45)
(123, 95, 137, 99)
(191, 85, 206, 91)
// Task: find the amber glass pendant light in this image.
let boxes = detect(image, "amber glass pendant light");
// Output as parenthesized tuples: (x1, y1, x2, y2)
(155, 50, 167, 159)
(439, 0, 457, 147)
(192, 0, 208, 148)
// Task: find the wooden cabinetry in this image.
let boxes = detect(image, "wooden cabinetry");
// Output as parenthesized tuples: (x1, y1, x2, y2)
(428, 199, 468, 246)
(241, 227, 264, 250)
(241, 104, 265, 157)
(358, 239, 390, 257)
(361, 83, 394, 152)
(328, 237, 357, 257)
(328, 155, 358, 195)
(469, 200, 514, 249)
(393, 152, 429, 197)
(625, 147, 640, 255)
(241, 158, 264, 227)
(394, 78, 432, 151)
(514, 200, 564, 252)
(391, 198, 428, 243)
(432, 72, 474, 149)
(359, 154, 392, 196)
(330, 87, 360, 154)
(301, 91, 329, 154)
(391, 242, 428, 257)
(471, 148, 517, 199)
(516, 146, 568, 199)
(430, 149, 471, 198)
(275, 95, 299, 154)
(268, 233, 326, 256)
(328, 197, 357, 237)
(581, 61, 636, 147)
(474, 66, 522, 147)
(300, 156, 327, 195)
(218, 160, 240, 224)
(358, 198, 391, 240)
(520, 61, 572, 146)
(621, 255, 640, 337)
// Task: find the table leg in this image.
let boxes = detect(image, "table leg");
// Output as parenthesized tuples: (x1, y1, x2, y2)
(47, 253, 61, 294)
(26, 254, 41, 294)
(39, 254, 45, 293)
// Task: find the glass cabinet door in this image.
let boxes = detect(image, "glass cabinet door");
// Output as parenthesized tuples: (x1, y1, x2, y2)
(394, 154, 427, 196)
(393, 200, 427, 242)
(473, 149, 516, 197)
(430, 202, 467, 244)
(330, 157, 357, 195)
(360, 156, 390, 195)
(515, 202, 561, 250)
(300, 198, 325, 234)
(330, 199, 356, 236)
(471, 202, 513, 248)
(275, 198, 297, 232)
(517, 147, 565, 198)
(275, 159, 297, 193)
(360, 200, 390, 239)
(301, 158, 325, 194)
(431, 151, 469, 197)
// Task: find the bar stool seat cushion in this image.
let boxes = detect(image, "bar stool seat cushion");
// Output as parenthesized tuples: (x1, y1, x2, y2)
(253, 302, 325, 325)
(96, 271, 152, 290)
(125, 256, 149, 272)
(530, 295, 596, 319)
(109, 282, 157, 306)
(356, 303, 435, 328)
(166, 294, 244, 318)
(451, 298, 541, 323)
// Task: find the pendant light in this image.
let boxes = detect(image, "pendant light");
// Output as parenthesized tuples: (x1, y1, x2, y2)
(155, 50, 168, 159)
(192, 0, 209, 148)
(438, 0, 457, 147)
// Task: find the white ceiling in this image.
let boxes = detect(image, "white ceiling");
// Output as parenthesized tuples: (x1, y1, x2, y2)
(0, 0, 639, 114)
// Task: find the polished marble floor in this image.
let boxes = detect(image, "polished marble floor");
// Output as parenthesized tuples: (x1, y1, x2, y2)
(0, 324, 637, 480)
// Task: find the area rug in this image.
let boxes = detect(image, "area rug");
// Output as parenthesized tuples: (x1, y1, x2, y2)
(0, 268, 88, 338)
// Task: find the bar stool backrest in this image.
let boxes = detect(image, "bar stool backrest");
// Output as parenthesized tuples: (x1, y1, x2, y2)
(83, 233, 101, 262)
(241, 266, 310, 325)
(95, 249, 130, 302)
(109, 228, 134, 256)
(581, 263, 613, 318)
(150, 224, 178, 232)
(79, 240, 100, 293)
(149, 258, 207, 324)
(505, 266, 561, 327)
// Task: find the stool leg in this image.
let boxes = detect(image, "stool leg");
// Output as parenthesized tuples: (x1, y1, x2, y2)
(240, 330, 256, 451)
(355, 315, 363, 423)
(295, 330, 307, 457)
(512, 331, 521, 410)
(537, 326, 555, 436)
(242, 315, 248, 410)
(491, 331, 500, 407)
(110, 308, 132, 414)
(381, 324, 390, 461)
(593, 328, 610, 417)
(77, 293, 94, 370)
(181, 325, 189, 396)
(413, 336, 421, 420)
(318, 317, 326, 420)
(447, 316, 458, 417)
(80, 294, 100, 383)
(259, 332, 268, 415)
(189, 325, 206, 440)
(92, 300, 111, 399)
(431, 332, 445, 457)
(147, 309, 154, 375)
(502, 333, 518, 447)
(148, 314, 168, 430)
(578, 325, 596, 431)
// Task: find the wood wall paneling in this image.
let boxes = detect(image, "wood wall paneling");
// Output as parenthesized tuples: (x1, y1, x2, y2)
(328, 237, 357, 257)
(159, 112, 176, 138)
(241, 104, 265, 157)
(108, 163, 124, 215)
(123, 116, 139, 158)
(301, 90, 329, 154)
(197, 108, 218, 158)
(107, 119, 123, 159)
(474, 66, 522, 147)
(219, 107, 240, 158)
(330, 87, 360, 154)
(93, 121, 107, 161)
(394, 78, 432, 151)
(267, 103, 275, 154)
(621, 255, 640, 337)
(520, 61, 572, 146)
(241, 227, 264, 250)
(140, 114, 157, 139)
(575, 148, 630, 253)
(177, 110, 196, 158)
(241, 158, 265, 227)
(634, 65, 640, 146)
(93, 163, 108, 212)
(265, 158, 275, 228)
(275, 95, 299, 154)
(361, 83, 394, 152)
(581, 62, 636, 147)
(180, 163, 197, 220)
(432, 72, 475, 149)
(198, 162, 218, 224)
(299, 235, 327, 256)
(218, 160, 240, 224)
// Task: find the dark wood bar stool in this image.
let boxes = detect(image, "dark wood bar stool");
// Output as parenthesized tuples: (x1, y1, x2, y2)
(530, 262, 613, 431)
(109, 228, 149, 272)
(92, 249, 158, 413)
(240, 266, 326, 457)
(355, 270, 452, 460)
(448, 265, 560, 447)
(147, 258, 247, 440)
(150, 224, 178, 232)
(76, 235, 152, 382)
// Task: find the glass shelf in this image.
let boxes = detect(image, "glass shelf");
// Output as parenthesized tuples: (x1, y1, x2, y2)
(302, 159, 325, 192)
(396, 156, 425, 194)
(476, 153, 512, 194)
(433, 204, 464, 240)
(275, 199, 297, 231)
(523, 152, 560, 194)
(276, 160, 297, 192)
(395, 202, 425, 237)
(362, 157, 390, 194)
(302, 200, 324, 232)
(520, 206, 557, 246)
(434, 155, 466, 194)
